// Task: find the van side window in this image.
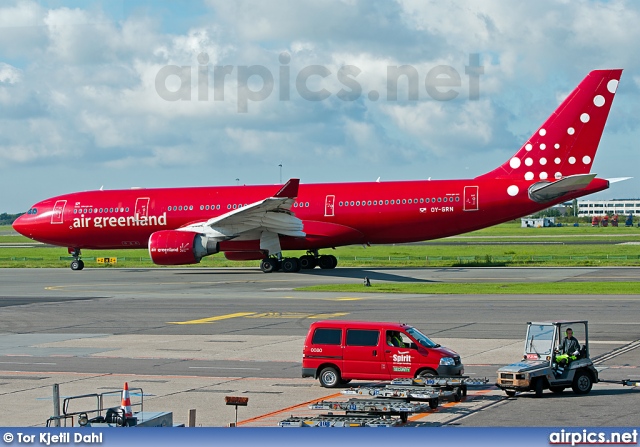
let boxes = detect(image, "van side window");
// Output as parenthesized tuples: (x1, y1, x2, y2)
(312, 328, 341, 345)
(346, 329, 379, 346)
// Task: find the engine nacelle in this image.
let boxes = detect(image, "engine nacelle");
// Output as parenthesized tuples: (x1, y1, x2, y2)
(148, 230, 219, 265)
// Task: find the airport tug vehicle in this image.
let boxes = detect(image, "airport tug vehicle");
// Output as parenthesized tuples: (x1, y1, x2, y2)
(496, 321, 599, 397)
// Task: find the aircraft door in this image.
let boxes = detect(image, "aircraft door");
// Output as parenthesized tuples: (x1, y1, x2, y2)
(464, 186, 479, 211)
(324, 195, 335, 217)
(51, 200, 66, 224)
(135, 197, 150, 221)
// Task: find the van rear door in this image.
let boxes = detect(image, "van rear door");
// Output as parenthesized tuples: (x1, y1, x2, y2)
(342, 328, 387, 380)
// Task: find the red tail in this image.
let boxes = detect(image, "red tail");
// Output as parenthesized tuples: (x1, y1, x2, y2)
(479, 69, 622, 181)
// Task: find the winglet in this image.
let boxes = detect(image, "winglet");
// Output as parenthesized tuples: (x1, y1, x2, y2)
(274, 178, 299, 198)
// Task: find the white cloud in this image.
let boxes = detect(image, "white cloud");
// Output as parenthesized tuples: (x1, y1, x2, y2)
(1, 0, 639, 212)
(0, 63, 22, 84)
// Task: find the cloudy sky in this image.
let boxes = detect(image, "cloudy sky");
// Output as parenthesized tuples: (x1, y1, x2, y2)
(1, 0, 639, 213)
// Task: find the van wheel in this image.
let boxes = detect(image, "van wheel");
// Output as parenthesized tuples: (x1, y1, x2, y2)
(571, 370, 593, 394)
(319, 367, 341, 388)
(418, 370, 437, 378)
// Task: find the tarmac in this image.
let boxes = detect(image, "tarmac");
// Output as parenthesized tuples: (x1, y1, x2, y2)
(0, 267, 639, 427)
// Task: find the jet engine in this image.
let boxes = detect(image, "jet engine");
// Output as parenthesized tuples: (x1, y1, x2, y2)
(148, 230, 219, 265)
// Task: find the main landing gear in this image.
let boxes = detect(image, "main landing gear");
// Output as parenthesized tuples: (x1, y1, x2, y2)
(69, 248, 85, 271)
(260, 251, 337, 273)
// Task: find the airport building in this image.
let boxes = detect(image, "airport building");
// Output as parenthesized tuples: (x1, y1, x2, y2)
(577, 199, 640, 217)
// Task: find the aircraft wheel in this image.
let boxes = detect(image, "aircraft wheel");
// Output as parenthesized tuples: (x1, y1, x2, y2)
(260, 258, 276, 273)
(77, 260, 84, 270)
(318, 255, 334, 269)
(282, 258, 300, 273)
(328, 254, 337, 268)
(71, 260, 82, 271)
(299, 255, 317, 269)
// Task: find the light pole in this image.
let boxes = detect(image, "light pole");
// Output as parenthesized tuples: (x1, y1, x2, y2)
(278, 163, 282, 184)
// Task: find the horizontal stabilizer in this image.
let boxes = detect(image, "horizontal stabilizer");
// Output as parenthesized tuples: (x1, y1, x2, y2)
(606, 177, 632, 184)
(528, 174, 598, 203)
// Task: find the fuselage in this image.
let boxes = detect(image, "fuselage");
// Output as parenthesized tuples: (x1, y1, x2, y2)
(13, 176, 608, 253)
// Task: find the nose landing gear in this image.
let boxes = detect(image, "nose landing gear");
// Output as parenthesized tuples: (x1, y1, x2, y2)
(69, 248, 85, 271)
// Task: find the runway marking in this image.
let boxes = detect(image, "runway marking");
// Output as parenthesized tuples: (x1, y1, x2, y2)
(407, 388, 494, 422)
(167, 312, 257, 325)
(237, 392, 343, 426)
(0, 361, 57, 365)
(327, 297, 363, 301)
(244, 312, 349, 319)
(188, 366, 261, 371)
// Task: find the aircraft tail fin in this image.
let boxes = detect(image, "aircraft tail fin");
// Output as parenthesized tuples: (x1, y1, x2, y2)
(477, 69, 622, 182)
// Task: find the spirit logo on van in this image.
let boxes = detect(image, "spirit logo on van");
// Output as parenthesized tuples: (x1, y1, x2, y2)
(392, 351, 412, 363)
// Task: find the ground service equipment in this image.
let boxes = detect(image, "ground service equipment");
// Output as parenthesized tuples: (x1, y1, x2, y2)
(496, 321, 598, 397)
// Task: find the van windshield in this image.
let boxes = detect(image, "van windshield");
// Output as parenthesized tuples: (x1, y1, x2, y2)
(406, 327, 439, 348)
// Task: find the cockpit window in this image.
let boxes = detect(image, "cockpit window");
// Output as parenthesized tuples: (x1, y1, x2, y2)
(27, 208, 38, 215)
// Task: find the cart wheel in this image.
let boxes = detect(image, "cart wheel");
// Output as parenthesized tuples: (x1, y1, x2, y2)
(461, 384, 468, 397)
(534, 378, 544, 398)
(428, 399, 438, 410)
(454, 387, 462, 402)
(571, 370, 593, 394)
(505, 390, 516, 397)
(400, 412, 408, 423)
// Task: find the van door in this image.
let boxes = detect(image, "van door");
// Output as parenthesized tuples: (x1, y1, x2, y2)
(383, 331, 418, 379)
(342, 329, 387, 379)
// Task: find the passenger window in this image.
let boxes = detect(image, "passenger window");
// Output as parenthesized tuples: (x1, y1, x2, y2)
(312, 328, 342, 345)
(346, 329, 379, 347)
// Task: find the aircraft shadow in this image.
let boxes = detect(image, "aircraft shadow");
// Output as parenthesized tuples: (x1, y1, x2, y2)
(173, 267, 434, 283)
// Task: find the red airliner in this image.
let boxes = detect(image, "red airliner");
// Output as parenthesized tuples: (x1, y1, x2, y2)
(13, 69, 623, 272)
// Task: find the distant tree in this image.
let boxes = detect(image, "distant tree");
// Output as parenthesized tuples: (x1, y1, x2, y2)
(0, 213, 24, 226)
(532, 208, 561, 218)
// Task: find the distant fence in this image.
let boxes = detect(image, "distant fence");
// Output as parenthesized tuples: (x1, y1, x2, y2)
(0, 255, 638, 263)
(0, 254, 640, 263)
(341, 255, 640, 262)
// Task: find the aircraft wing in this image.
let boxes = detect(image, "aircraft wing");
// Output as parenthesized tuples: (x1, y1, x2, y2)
(178, 178, 305, 240)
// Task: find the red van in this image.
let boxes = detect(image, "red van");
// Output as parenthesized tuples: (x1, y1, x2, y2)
(302, 320, 463, 387)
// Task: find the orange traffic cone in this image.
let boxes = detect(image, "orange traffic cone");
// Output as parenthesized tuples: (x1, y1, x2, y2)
(121, 382, 133, 417)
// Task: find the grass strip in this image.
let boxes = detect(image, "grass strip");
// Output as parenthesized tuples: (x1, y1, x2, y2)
(297, 282, 640, 295)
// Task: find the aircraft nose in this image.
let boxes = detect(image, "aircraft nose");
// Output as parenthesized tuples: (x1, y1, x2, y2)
(12, 214, 33, 238)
